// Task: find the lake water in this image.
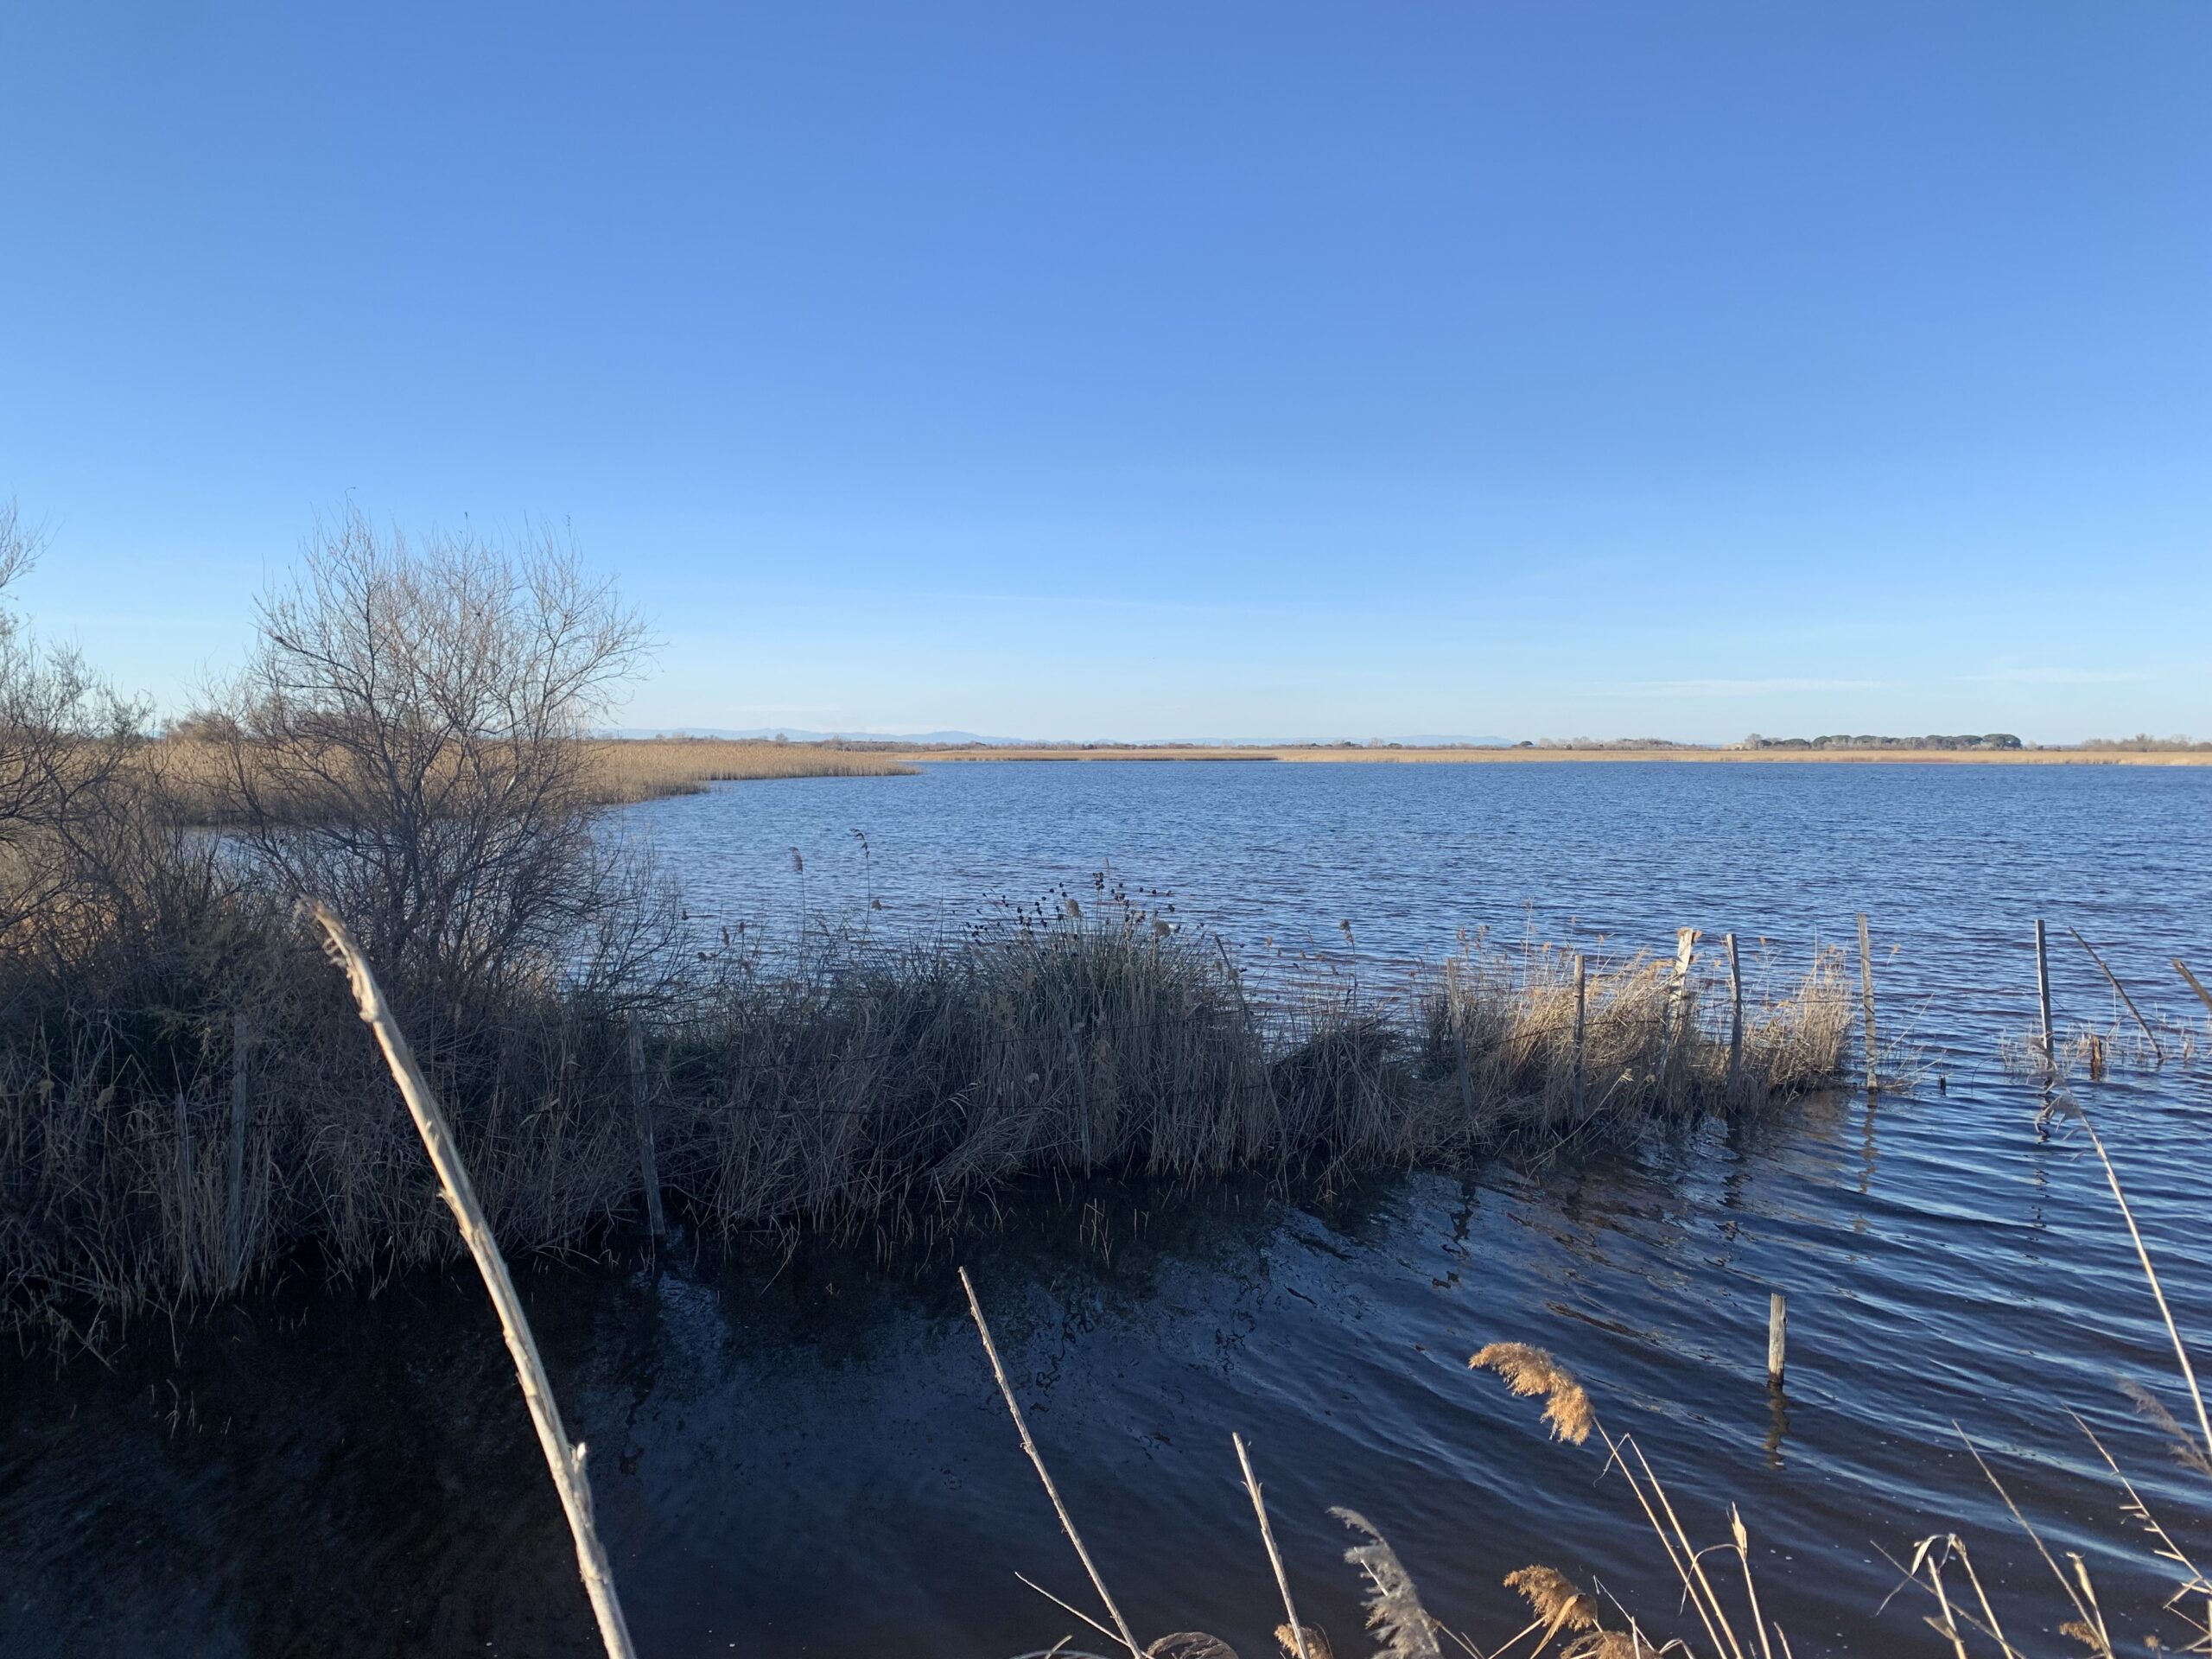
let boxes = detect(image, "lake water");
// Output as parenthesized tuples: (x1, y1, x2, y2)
(5, 760, 2210, 1657)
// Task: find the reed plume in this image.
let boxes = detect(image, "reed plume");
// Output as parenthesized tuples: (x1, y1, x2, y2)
(1563, 1636, 1649, 1658)
(1470, 1344, 1596, 1445)
(2119, 1377, 2212, 1480)
(1503, 1566, 1599, 1644)
(1276, 1624, 1335, 1659)
(1330, 1510, 1441, 1659)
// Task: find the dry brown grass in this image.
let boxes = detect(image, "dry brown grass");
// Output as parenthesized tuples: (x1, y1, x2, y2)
(1471, 1344, 1598, 1445)
(897, 744, 2212, 768)
(141, 734, 916, 823)
(575, 737, 918, 800)
(1503, 1564, 1600, 1641)
(0, 906, 1850, 1343)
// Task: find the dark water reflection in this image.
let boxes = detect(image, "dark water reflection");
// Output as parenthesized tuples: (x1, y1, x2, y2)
(5, 761, 2211, 1656)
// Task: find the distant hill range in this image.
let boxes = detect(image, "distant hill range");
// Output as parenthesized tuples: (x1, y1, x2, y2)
(601, 727, 1026, 746)
(601, 728, 1517, 747)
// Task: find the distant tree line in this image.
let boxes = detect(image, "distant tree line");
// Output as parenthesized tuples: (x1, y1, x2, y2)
(2073, 734, 2209, 752)
(1738, 733, 2024, 751)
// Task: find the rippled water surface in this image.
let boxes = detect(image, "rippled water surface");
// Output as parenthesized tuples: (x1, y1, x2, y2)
(5, 761, 2210, 1657)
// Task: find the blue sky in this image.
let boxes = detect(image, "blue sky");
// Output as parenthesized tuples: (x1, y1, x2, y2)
(3, 3, 2206, 742)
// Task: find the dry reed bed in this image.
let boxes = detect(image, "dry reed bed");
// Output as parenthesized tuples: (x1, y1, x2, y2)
(0, 914, 1850, 1345)
(138, 734, 915, 823)
(575, 737, 918, 799)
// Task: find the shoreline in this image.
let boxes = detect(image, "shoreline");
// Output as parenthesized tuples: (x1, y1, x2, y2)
(886, 744, 2212, 767)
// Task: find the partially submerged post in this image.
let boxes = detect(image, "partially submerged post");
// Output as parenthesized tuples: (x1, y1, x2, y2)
(1768, 1293, 1787, 1390)
(1856, 913, 1877, 1094)
(1725, 932, 1744, 1089)
(1572, 952, 1587, 1116)
(2035, 919, 2056, 1077)
(1660, 928, 1700, 1083)
(626, 1012, 666, 1240)
(2068, 925, 2163, 1063)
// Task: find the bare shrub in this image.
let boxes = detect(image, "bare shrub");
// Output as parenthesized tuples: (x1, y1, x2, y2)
(203, 509, 662, 1011)
(0, 499, 149, 964)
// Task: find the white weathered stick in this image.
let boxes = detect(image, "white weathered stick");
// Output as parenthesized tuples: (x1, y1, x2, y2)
(1233, 1434, 1313, 1659)
(2076, 1104, 2212, 1475)
(308, 903, 637, 1659)
(961, 1266, 1144, 1659)
(1659, 929, 1699, 1083)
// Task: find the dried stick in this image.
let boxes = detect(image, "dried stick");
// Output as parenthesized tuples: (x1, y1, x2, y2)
(1234, 1434, 1313, 1659)
(2075, 1105, 2212, 1471)
(2177, 958, 2212, 1020)
(308, 903, 636, 1659)
(961, 1267, 1145, 1659)
(1729, 1505, 1773, 1659)
(2066, 925, 2164, 1061)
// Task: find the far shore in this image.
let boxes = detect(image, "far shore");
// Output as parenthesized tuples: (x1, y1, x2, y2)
(886, 744, 2212, 767)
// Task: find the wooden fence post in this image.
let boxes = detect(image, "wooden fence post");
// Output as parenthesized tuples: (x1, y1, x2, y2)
(1572, 952, 1587, 1116)
(226, 1015, 249, 1285)
(2035, 919, 2056, 1077)
(1768, 1293, 1787, 1390)
(1725, 932, 1744, 1088)
(1857, 913, 1877, 1093)
(1660, 928, 1700, 1082)
(626, 1013, 666, 1239)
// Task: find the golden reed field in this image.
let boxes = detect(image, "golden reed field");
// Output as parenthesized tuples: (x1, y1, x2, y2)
(147, 734, 918, 820)
(890, 742, 2212, 766)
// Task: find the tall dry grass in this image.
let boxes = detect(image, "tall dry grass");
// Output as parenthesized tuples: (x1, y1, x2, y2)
(0, 904, 1851, 1344)
(576, 737, 919, 799)
(143, 734, 916, 823)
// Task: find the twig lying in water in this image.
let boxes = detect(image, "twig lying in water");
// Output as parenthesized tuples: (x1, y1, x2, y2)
(1236, 1433, 1314, 1659)
(963, 1264, 1146, 1659)
(308, 901, 637, 1659)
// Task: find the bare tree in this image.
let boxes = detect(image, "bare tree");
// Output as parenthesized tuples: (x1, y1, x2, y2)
(0, 501, 143, 953)
(213, 509, 658, 1007)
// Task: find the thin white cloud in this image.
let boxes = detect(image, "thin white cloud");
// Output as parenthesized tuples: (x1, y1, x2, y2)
(1961, 666, 2157, 685)
(1597, 677, 1898, 698)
